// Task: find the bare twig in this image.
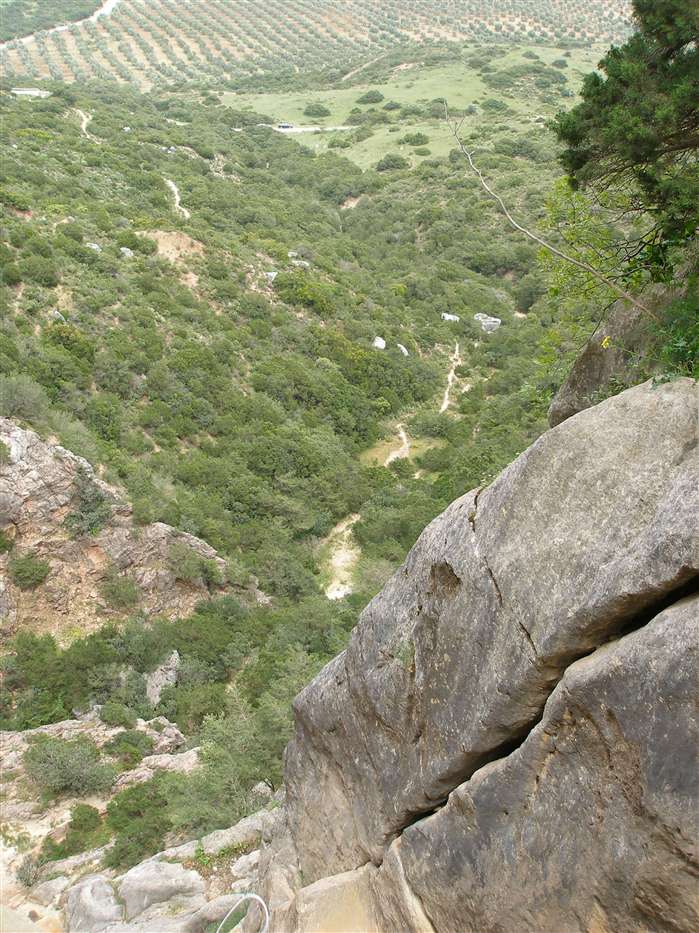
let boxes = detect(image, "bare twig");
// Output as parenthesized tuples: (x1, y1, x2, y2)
(444, 104, 657, 319)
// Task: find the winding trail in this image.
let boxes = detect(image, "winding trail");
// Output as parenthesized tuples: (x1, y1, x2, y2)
(341, 55, 382, 82)
(165, 178, 190, 219)
(439, 341, 462, 413)
(323, 341, 463, 598)
(324, 514, 361, 600)
(74, 108, 97, 142)
(384, 425, 410, 466)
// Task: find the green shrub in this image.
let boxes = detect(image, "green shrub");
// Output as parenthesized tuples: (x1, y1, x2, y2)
(101, 571, 140, 610)
(303, 102, 331, 118)
(167, 541, 224, 590)
(105, 779, 172, 868)
(24, 736, 116, 797)
(100, 701, 137, 729)
(357, 90, 384, 104)
(1, 262, 21, 286)
(376, 154, 408, 172)
(64, 468, 111, 537)
(103, 729, 154, 768)
(0, 529, 13, 553)
(16, 855, 44, 888)
(0, 440, 11, 464)
(9, 554, 50, 590)
(0, 374, 49, 423)
(399, 132, 429, 146)
(41, 804, 110, 861)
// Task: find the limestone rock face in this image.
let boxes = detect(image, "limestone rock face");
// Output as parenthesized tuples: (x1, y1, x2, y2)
(372, 596, 699, 932)
(284, 379, 698, 881)
(65, 875, 123, 931)
(0, 418, 245, 637)
(547, 285, 678, 427)
(118, 861, 205, 921)
(145, 650, 180, 705)
(252, 378, 698, 932)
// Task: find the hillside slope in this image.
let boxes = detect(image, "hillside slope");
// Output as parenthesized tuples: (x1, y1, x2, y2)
(0, 417, 255, 640)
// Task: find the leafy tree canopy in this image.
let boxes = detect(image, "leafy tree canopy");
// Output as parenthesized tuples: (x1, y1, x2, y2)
(553, 0, 699, 269)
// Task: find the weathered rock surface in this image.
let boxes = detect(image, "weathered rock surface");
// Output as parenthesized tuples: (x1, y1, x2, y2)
(0, 418, 252, 637)
(370, 595, 699, 932)
(547, 285, 678, 427)
(118, 861, 205, 921)
(113, 747, 200, 788)
(284, 379, 698, 881)
(145, 650, 180, 705)
(65, 875, 122, 931)
(30, 874, 71, 907)
(251, 378, 698, 932)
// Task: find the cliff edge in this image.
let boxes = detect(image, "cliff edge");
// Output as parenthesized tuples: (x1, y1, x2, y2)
(253, 378, 698, 933)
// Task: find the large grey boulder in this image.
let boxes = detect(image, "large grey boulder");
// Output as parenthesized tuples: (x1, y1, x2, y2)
(118, 861, 205, 921)
(65, 875, 123, 931)
(371, 595, 699, 932)
(30, 875, 71, 906)
(283, 379, 698, 881)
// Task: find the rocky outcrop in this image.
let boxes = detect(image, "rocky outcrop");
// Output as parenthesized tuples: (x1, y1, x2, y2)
(118, 862, 206, 921)
(3, 794, 277, 932)
(145, 650, 180, 705)
(547, 285, 680, 427)
(0, 418, 263, 639)
(252, 378, 698, 931)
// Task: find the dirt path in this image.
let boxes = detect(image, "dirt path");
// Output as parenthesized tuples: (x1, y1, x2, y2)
(384, 424, 410, 466)
(439, 341, 462, 414)
(341, 55, 382, 82)
(165, 178, 190, 220)
(274, 125, 353, 134)
(74, 108, 97, 142)
(324, 514, 361, 600)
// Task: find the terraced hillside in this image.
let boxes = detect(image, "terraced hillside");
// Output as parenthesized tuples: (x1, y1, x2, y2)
(1, 0, 633, 88)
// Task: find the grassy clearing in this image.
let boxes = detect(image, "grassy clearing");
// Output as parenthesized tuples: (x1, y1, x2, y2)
(223, 44, 609, 169)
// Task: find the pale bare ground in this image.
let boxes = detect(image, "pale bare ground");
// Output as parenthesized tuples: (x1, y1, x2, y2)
(74, 108, 98, 142)
(341, 54, 382, 82)
(164, 178, 190, 219)
(139, 230, 203, 263)
(323, 513, 361, 600)
(340, 195, 362, 210)
(440, 341, 462, 414)
(384, 425, 410, 465)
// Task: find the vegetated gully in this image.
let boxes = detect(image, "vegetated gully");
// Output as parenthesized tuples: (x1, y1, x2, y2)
(323, 343, 462, 599)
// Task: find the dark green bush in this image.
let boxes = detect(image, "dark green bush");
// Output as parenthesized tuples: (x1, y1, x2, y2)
(304, 102, 331, 118)
(101, 571, 140, 610)
(64, 468, 111, 536)
(376, 153, 409, 172)
(9, 553, 50, 590)
(41, 804, 110, 861)
(356, 90, 384, 104)
(105, 779, 172, 868)
(100, 701, 138, 729)
(103, 729, 154, 768)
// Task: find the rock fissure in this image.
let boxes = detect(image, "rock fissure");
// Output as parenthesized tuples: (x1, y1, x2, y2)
(374, 581, 699, 863)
